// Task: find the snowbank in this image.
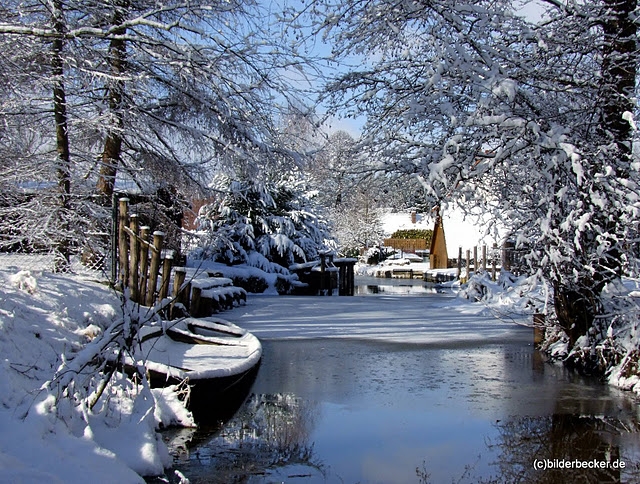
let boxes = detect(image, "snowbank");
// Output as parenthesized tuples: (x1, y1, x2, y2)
(0, 268, 193, 482)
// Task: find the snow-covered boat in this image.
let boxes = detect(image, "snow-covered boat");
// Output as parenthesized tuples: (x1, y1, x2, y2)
(134, 317, 262, 418)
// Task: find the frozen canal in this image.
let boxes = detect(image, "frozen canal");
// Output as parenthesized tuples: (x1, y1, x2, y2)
(159, 278, 640, 483)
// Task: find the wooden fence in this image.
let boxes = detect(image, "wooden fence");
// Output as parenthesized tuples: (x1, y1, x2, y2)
(383, 238, 428, 253)
(454, 243, 526, 281)
(116, 197, 176, 306)
(116, 197, 246, 318)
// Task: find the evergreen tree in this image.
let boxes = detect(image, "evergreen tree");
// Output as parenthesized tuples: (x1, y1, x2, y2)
(195, 171, 335, 274)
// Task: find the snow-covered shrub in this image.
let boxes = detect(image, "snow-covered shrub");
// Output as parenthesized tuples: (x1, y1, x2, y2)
(35, 295, 194, 477)
(459, 271, 547, 313)
(231, 274, 270, 294)
(194, 173, 335, 275)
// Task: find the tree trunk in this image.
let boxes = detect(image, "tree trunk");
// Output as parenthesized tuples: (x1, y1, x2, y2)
(95, 3, 128, 201)
(555, 0, 637, 348)
(601, 0, 637, 156)
(51, 0, 71, 272)
(594, 0, 636, 287)
(553, 284, 597, 347)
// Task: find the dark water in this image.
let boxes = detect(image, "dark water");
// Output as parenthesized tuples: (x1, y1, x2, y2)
(158, 280, 640, 483)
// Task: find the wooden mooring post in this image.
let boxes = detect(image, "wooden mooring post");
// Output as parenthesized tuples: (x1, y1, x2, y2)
(335, 258, 356, 296)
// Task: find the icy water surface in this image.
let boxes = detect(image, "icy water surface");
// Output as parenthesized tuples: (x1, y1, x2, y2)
(158, 280, 640, 483)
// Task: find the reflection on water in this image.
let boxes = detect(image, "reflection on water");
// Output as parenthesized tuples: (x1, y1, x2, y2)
(356, 283, 440, 296)
(161, 394, 323, 483)
(355, 275, 444, 296)
(158, 338, 640, 483)
(480, 415, 640, 484)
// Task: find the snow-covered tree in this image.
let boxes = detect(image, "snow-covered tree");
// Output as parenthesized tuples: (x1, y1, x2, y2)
(194, 170, 335, 275)
(0, 0, 313, 269)
(309, 130, 410, 254)
(316, 0, 640, 361)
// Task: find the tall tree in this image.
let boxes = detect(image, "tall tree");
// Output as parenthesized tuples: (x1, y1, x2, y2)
(309, 131, 387, 253)
(51, 0, 72, 270)
(317, 0, 639, 353)
(95, 0, 128, 200)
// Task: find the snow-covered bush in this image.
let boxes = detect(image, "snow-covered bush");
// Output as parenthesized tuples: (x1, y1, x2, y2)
(36, 297, 195, 476)
(194, 173, 335, 276)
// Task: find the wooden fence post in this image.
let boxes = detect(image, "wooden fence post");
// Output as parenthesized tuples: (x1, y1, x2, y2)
(191, 286, 202, 317)
(503, 241, 514, 272)
(457, 246, 462, 279)
(473, 246, 478, 275)
(138, 226, 150, 303)
(170, 267, 187, 319)
(128, 214, 139, 303)
(482, 245, 487, 272)
(492, 243, 498, 281)
(118, 198, 129, 286)
(158, 251, 173, 302)
(145, 231, 164, 307)
(466, 249, 471, 280)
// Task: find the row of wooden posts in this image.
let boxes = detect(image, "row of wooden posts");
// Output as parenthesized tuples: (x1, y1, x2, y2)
(456, 243, 521, 280)
(115, 197, 198, 314)
(457, 244, 498, 281)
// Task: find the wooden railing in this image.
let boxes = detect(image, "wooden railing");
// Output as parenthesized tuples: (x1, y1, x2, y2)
(116, 197, 246, 318)
(117, 197, 174, 306)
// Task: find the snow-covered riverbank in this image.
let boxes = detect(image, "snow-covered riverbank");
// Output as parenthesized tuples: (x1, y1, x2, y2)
(1, 264, 639, 482)
(0, 268, 192, 483)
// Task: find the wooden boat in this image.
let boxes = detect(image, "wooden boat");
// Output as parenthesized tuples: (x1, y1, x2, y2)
(134, 317, 262, 419)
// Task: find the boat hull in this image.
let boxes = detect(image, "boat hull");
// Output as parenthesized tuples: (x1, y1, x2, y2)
(135, 317, 262, 421)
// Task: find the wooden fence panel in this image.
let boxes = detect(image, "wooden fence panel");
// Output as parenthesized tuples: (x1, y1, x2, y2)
(383, 238, 428, 253)
(116, 197, 174, 307)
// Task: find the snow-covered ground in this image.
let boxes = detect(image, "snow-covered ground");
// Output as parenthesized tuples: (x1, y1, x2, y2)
(0, 267, 193, 484)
